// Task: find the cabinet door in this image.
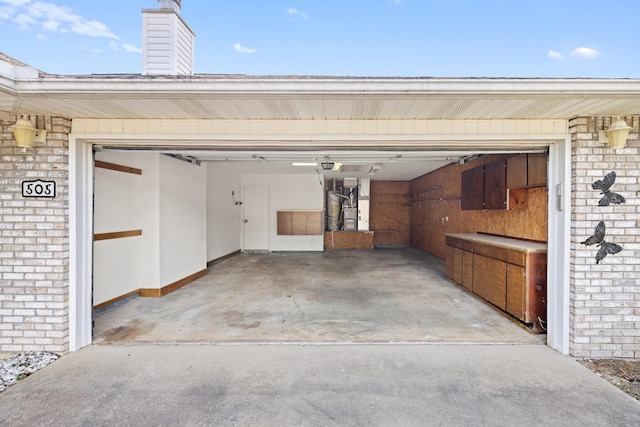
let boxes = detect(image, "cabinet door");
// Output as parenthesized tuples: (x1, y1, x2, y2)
(461, 166, 484, 210)
(527, 153, 547, 186)
(445, 245, 454, 280)
(484, 160, 507, 210)
(506, 264, 526, 321)
(506, 154, 528, 188)
(472, 254, 506, 309)
(452, 247, 463, 284)
(461, 250, 474, 291)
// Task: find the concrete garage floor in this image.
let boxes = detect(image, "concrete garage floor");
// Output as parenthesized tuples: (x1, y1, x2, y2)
(93, 248, 544, 345)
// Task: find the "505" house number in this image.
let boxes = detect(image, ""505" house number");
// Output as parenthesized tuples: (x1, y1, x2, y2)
(22, 180, 57, 198)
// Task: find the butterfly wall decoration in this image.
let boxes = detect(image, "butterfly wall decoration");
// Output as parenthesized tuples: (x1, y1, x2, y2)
(581, 220, 623, 264)
(592, 171, 626, 206)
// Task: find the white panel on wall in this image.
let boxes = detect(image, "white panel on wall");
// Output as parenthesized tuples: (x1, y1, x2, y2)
(241, 173, 324, 252)
(159, 154, 207, 285)
(93, 151, 145, 305)
(207, 163, 242, 261)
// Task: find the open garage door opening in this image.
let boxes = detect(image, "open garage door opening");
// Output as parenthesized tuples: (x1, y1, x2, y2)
(87, 145, 558, 346)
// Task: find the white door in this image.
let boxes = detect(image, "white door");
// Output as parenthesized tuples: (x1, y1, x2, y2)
(243, 185, 270, 252)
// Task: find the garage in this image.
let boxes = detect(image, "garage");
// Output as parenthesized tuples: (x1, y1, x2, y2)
(85, 135, 558, 346)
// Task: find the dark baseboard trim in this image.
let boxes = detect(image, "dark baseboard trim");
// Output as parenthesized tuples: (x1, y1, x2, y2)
(93, 289, 140, 311)
(207, 250, 241, 267)
(139, 268, 209, 298)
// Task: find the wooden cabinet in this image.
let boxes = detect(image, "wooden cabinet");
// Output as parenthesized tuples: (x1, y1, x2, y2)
(507, 153, 547, 188)
(445, 236, 473, 291)
(461, 166, 485, 210)
(484, 160, 507, 210)
(461, 159, 506, 210)
(445, 233, 547, 333)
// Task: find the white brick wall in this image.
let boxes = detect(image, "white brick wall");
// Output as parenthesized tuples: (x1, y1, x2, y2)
(0, 116, 70, 353)
(570, 116, 640, 359)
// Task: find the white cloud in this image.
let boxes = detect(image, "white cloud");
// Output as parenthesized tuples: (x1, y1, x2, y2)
(547, 50, 563, 60)
(122, 43, 142, 54)
(109, 40, 118, 50)
(233, 42, 257, 54)
(288, 7, 308, 19)
(571, 47, 601, 59)
(41, 19, 58, 31)
(0, 0, 118, 39)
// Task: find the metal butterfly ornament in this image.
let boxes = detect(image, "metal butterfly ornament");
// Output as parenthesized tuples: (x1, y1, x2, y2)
(592, 171, 625, 206)
(581, 220, 623, 264)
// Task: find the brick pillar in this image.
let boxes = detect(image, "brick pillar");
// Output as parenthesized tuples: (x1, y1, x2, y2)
(0, 116, 71, 353)
(570, 116, 640, 359)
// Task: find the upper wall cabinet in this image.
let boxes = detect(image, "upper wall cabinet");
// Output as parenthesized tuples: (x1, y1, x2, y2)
(461, 159, 507, 210)
(506, 153, 547, 189)
(461, 166, 485, 210)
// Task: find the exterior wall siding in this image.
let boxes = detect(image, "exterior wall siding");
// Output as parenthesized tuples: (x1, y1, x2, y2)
(570, 116, 640, 359)
(0, 116, 71, 353)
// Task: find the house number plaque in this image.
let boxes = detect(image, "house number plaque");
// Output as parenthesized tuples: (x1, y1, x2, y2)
(22, 179, 57, 198)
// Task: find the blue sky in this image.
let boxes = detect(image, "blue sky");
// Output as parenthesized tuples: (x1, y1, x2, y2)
(0, 0, 638, 77)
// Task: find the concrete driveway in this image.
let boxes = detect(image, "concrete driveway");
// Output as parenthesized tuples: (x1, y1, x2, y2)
(1, 344, 639, 426)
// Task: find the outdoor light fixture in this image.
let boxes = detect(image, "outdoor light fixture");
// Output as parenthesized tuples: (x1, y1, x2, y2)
(599, 116, 632, 148)
(10, 116, 46, 148)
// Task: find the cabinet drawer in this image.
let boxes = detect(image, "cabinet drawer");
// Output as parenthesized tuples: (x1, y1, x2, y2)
(474, 243, 507, 261)
(507, 250, 526, 267)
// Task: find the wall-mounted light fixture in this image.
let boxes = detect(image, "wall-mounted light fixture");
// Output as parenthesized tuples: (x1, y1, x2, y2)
(10, 116, 46, 148)
(599, 116, 632, 148)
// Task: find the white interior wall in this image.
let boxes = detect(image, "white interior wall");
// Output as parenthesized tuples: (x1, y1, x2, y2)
(207, 162, 242, 261)
(93, 152, 208, 305)
(159, 155, 207, 285)
(93, 151, 145, 305)
(241, 173, 325, 251)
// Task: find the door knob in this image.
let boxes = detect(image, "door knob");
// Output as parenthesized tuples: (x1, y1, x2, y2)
(243, 218, 248, 223)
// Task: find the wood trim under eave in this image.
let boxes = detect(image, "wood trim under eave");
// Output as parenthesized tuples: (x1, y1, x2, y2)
(139, 268, 209, 298)
(94, 229, 143, 241)
(95, 160, 142, 175)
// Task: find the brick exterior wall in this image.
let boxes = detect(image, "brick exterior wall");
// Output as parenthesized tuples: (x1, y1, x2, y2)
(0, 116, 71, 353)
(570, 116, 640, 359)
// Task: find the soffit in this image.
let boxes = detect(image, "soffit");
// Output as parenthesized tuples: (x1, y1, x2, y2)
(7, 76, 640, 120)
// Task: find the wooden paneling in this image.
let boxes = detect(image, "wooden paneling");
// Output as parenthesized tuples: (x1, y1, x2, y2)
(409, 154, 548, 260)
(291, 212, 307, 235)
(324, 231, 374, 250)
(94, 229, 142, 241)
(277, 211, 323, 235)
(306, 211, 323, 235)
(370, 181, 410, 246)
(277, 212, 293, 235)
(95, 160, 142, 175)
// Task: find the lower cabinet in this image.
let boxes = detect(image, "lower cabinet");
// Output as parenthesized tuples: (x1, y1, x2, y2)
(445, 233, 547, 333)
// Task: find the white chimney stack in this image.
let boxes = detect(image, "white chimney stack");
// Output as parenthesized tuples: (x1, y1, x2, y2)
(142, 0, 195, 75)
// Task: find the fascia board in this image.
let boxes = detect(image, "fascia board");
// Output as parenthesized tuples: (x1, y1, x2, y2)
(11, 77, 640, 98)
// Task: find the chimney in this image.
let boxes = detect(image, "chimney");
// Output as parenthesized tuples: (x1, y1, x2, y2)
(142, 0, 195, 75)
